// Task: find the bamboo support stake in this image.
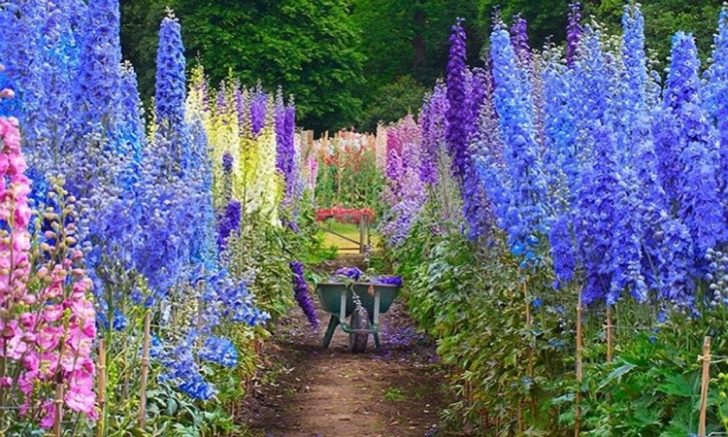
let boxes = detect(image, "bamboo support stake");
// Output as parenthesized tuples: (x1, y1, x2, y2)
(575, 292, 584, 437)
(54, 380, 64, 437)
(517, 402, 524, 433)
(606, 307, 613, 364)
(359, 217, 366, 254)
(139, 311, 152, 431)
(523, 281, 532, 329)
(96, 339, 107, 437)
(523, 281, 536, 419)
(698, 336, 712, 437)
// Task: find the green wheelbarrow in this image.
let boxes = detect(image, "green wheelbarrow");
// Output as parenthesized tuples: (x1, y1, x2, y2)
(316, 282, 401, 353)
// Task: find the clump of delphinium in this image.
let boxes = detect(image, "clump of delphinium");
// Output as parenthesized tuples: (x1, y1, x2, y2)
(290, 261, 319, 329)
(384, 3, 728, 435)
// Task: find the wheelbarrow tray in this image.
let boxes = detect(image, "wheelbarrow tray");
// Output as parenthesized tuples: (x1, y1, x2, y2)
(315, 282, 400, 350)
(316, 282, 399, 317)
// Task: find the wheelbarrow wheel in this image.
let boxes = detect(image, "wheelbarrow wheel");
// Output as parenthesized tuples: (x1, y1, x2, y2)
(349, 306, 369, 353)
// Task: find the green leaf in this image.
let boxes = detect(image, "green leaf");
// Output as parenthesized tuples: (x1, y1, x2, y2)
(656, 373, 694, 398)
(597, 362, 637, 391)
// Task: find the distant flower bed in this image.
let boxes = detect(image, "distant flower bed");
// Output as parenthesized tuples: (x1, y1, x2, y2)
(315, 206, 376, 224)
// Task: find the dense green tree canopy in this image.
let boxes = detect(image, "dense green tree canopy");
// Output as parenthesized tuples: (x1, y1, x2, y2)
(122, 0, 365, 132)
(121, 0, 724, 132)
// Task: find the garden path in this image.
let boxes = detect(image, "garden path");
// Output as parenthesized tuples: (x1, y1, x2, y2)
(237, 255, 444, 437)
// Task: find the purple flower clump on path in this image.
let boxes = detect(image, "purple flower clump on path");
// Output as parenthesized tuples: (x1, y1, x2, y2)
(290, 261, 319, 328)
(373, 276, 403, 288)
(334, 267, 364, 281)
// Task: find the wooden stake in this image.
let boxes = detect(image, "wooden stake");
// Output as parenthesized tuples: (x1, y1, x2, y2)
(517, 402, 524, 433)
(698, 336, 712, 437)
(523, 281, 532, 329)
(359, 216, 366, 254)
(523, 281, 535, 420)
(54, 380, 64, 437)
(606, 306, 613, 364)
(575, 292, 583, 437)
(96, 339, 107, 437)
(138, 311, 152, 431)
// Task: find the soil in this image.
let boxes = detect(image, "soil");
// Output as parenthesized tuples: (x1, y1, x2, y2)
(236, 255, 446, 437)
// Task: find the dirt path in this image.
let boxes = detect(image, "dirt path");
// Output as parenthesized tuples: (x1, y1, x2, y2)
(237, 257, 445, 437)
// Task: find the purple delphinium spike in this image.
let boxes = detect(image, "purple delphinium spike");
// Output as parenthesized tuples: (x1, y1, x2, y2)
(571, 28, 616, 305)
(566, 3, 582, 67)
(0, 0, 44, 132)
(119, 63, 146, 162)
(216, 82, 227, 113)
(577, 124, 619, 305)
(284, 102, 298, 202)
(218, 200, 242, 251)
(275, 91, 298, 203)
(75, 0, 123, 136)
(541, 51, 578, 288)
(386, 127, 404, 197)
(549, 214, 576, 289)
(222, 152, 234, 203)
(419, 82, 448, 185)
(445, 18, 470, 182)
(290, 261, 319, 329)
(462, 67, 494, 240)
(222, 152, 234, 173)
(473, 65, 508, 237)
(444, 19, 491, 240)
(490, 24, 546, 253)
(154, 11, 190, 170)
(621, 4, 648, 113)
(275, 92, 289, 175)
(664, 32, 725, 260)
(155, 12, 186, 129)
(33, 0, 75, 162)
(250, 84, 268, 137)
(381, 116, 427, 244)
(704, 5, 728, 234)
(234, 86, 246, 128)
(510, 15, 531, 65)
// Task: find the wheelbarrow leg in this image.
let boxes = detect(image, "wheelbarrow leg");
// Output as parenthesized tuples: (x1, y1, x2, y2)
(322, 315, 340, 348)
(373, 291, 381, 348)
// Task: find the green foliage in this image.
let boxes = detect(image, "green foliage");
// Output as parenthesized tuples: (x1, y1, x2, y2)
(285, 194, 338, 265)
(224, 214, 294, 320)
(357, 75, 428, 132)
(384, 387, 406, 401)
(122, 0, 726, 130)
(589, 0, 723, 65)
(122, 0, 365, 132)
(120, 0, 169, 99)
(391, 185, 726, 435)
(349, 0, 481, 131)
(575, 306, 726, 437)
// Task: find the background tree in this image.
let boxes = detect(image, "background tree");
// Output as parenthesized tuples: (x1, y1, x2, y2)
(122, 0, 365, 132)
(121, 0, 725, 132)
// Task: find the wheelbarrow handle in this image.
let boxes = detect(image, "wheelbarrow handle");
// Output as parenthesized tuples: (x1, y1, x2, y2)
(338, 288, 382, 324)
(373, 290, 381, 325)
(339, 290, 347, 323)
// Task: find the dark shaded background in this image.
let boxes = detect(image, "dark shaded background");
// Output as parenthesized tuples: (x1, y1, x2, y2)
(120, 0, 724, 133)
